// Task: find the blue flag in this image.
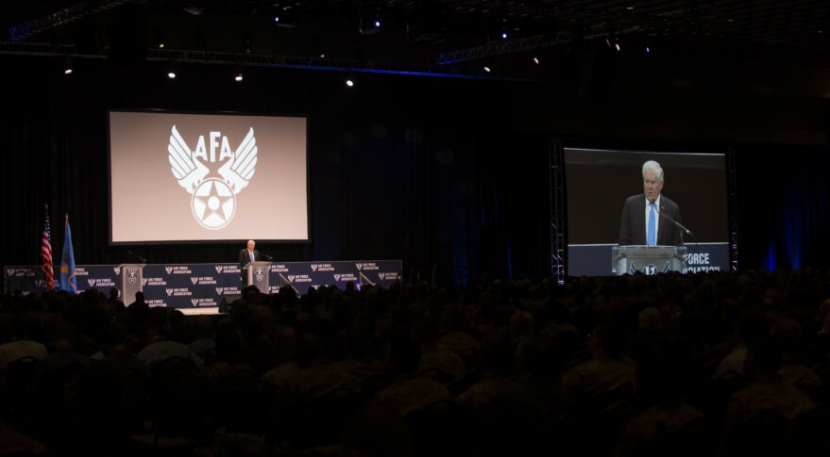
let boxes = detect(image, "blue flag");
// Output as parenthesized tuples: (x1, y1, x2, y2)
(59, 214, 77, 293)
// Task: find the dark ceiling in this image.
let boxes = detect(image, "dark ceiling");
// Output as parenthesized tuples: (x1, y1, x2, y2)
(3, 1, 830, 82)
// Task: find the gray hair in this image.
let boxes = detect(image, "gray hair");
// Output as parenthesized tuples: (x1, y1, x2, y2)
(642, 160, 664, 181)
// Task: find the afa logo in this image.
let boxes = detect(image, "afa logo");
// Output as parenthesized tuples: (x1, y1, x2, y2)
(128, 269, 138, 284)
(168, 125, 258, 230)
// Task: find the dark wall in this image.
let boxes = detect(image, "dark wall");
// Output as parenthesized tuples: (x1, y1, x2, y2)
(2, 52, 829, 286)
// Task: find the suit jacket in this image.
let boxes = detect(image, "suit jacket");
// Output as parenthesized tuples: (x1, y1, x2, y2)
(618, 194, 683, 246)
(239, 248, 260, 275)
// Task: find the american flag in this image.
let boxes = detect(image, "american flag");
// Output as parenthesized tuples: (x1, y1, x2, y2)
(41, 205, 54, 290)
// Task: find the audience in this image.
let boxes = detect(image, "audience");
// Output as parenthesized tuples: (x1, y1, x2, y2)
(1, 269, 830, 456)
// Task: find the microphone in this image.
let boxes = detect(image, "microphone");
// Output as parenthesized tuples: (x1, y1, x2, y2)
(657, 211, 693, 236)
(656, 210, 698, 254)
(127, 250, 148, 263)
(260, 252, 274, 261)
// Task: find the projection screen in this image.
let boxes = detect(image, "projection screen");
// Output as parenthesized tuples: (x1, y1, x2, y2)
(109, 110, 308, 244)
(565, 147, 730, 276)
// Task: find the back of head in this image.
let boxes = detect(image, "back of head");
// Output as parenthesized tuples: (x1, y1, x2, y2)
(747, 336, 783, 378)
(737, 311, 769, 345)
(594, 322, 628, 358)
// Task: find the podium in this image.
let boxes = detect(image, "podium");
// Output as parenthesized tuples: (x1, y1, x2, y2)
(118, 264, 145, 303)
(244, 261, 271, 293)
(612, 246, 687, 275)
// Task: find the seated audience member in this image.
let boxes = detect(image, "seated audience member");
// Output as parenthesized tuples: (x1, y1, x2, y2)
(615, 335, 705, 457)
(770, 318, 823, 401)
(370, 338, 451, 417)
(561, 322, 636, 414)
(711, 311, 769, 381)
(483, 335, 578, 457)
(107, 287, 125, 312)
(561, 322, 637, 455)
(721, 336, 814, 455)
(136, 308, 203, 369)
(454, 337, 512, 412)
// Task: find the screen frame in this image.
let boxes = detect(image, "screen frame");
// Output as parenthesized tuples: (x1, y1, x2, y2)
(107, 108, 312, 246)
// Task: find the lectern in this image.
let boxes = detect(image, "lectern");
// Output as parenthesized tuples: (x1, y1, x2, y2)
(244, 261, 271, 293)
(612, 246, 687, 275)
(118, 264, 145, 302)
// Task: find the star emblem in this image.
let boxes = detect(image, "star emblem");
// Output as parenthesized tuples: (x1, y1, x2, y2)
(191, 178, 236, 230)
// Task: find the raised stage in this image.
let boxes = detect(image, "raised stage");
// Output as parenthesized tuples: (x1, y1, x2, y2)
(4, 260, 402, 314)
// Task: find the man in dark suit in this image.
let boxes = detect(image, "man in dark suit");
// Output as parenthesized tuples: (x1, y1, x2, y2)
(619, 160, 684, 246)
(239, 239, 260, 286)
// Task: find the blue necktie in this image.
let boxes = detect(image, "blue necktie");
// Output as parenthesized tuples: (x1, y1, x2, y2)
(647, 203, 656, 246)
(250, 251, 254, 263)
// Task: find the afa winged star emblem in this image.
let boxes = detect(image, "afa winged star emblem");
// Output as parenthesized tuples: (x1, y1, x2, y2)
(168, 125, 258, 230)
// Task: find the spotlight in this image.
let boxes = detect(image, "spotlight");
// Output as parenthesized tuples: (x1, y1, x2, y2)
(483, 66, 491, 73)
(63, 57, 73, 75)
(168, 71, 176, 79)
(375, 20, 381, 27)
(346, 79, 354, 87)
(274, 16, 280, 22)
(532, 56, 540, 64)
(154, 27, 165, 49)
(235, 72, 244, 82)
(64, 67, 73, 75)
(183, 6, 203, 15)
(646, 46, 650, 53)
(502, 32, 508, 39)
(615, 42, 621, 51)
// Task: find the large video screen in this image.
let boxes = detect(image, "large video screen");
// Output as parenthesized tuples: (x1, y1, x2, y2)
(565, 147, 729, 276)
(109, 110, 308, 244)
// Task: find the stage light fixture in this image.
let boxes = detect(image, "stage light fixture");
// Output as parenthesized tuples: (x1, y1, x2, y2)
(502, 32, 508, 39)
(533, 56, 540, 64)
(274, 16, 280, 22)
(346, 78, 355, 87)
(615, 42, 621, 51)
(63, 56, 73, 75)
(646, 46, 650, 53)
(483, 66, 491, 73)
(375, 20, 381, 27)
(235, 72, 244, 82)
(168, 71, 176, 79)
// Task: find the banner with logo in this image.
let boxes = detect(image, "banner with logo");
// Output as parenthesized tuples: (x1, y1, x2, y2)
(4, 260, 402, 310)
